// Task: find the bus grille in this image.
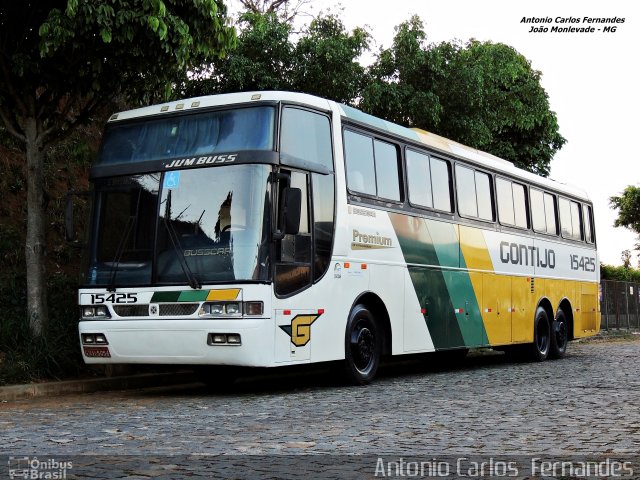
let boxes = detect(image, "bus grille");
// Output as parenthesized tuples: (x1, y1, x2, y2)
(159, 303, 200, 316)
(112, 303, 200, 317)
(113, 305, 149, 317)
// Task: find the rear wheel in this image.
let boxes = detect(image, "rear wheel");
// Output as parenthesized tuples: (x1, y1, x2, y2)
(343, 304, 381, 385)
(549, 309, 569, 359)
(529, 307, 551, 361)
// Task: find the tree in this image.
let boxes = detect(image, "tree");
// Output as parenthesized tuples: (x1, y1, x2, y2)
(610, 185, 640, 255)
(290, 14, 369, 103)
(237, 0, 312, 23)
(184, 11, 369, 103)
(0, 1, 235, 337)
(610, 186, 640, 235)
(361, 16, 566, 176)
(185, 11, 294, 95)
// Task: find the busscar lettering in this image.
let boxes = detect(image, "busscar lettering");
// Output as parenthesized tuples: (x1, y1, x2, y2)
(165, 154, 237, 169)
(183, 247, 231, 257)
(499, 241, 556, 269)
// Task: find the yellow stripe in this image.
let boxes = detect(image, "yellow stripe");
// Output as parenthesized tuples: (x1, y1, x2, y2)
(206, 289, 241, 301)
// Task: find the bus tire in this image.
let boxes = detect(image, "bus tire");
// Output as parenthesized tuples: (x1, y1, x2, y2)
(529, 307, 551, 361)
(549, 309, 569, 359)
(343, 304, 381, 385)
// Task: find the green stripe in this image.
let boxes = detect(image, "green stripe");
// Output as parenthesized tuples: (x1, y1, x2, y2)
(151, 291, 182, 302)
(390, 214, 487, 349)
(178, 290, 209, 302)
(390, 214, 464, 349)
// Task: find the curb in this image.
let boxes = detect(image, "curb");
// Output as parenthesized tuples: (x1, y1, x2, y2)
(0, 371, 197, 402)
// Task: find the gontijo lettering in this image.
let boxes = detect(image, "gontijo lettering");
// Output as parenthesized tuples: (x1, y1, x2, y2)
(499, 241, 556, 268)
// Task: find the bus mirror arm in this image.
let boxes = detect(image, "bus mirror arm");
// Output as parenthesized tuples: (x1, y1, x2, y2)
(65, 190, 90, 245)
(274, 187, 302, 240)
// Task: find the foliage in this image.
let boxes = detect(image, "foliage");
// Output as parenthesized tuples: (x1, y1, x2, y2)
(237, 0, 312, 23)
(360, 16, 442, 130)
(360, 17, 565, 176)
(183, 12, 369, 104)
(290, 14, 369, 103)
(186, 12, 294, 94)
(1, 1, 236, 142)
(600, 263, 640, 283)
(0, 0, 236, 337)
(0, 272, 86, 386)
(610, 186, 640, 235)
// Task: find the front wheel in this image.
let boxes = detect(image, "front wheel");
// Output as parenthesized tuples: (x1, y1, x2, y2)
(549, 309, 569, 359)
(343, 304, 381, 385)
(529, 307, 551, 361)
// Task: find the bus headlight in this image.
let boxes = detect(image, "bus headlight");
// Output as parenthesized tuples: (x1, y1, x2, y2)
(210, 303, 225, 315)
(198, 301, 264, 318)
(225, 303, 241, 315)
(81, 306, 112, 319)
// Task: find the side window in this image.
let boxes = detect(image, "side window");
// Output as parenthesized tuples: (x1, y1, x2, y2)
(455, 165, 478, 217)
(374, 140, 400, 201)
(497, 178, 528, 229)
(497, 178, 515, 225)
(343, 130, 401, 201)
(531, 188, 546, 232)
(583, 204, 594, 243)
(431, 158, 453, 212)
(312, 172, 335, 281)
(455, 164, 493, 221)
(344, 130, 375, 196)
(406, 149, 433, 208)
(543, 193, 558, 235)
(280, 107, 333, 173)
(475, 171, 493, 221)
(560, 197, 583, 241)
(512, 183, 528, 229)
(570, 201, 583, 240)
(275, 171, 312, 296)
(406, 149, 452, 212)
(531, 188, 557, 235)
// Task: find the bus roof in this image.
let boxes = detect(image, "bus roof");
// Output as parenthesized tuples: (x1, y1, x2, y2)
(337, 103, 590, 202)
(108, 90, 590, 202)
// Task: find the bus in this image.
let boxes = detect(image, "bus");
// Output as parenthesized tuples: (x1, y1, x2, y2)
(75, 91, 600, 385)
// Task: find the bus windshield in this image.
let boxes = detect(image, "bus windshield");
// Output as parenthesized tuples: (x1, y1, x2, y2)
(86, 164, 271, 286)
(96, 106, 276, 166)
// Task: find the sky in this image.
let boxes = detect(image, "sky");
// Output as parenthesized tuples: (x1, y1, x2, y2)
(232, 0, 639, 266)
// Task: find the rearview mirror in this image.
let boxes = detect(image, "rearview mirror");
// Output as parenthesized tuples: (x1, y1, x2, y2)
(274, 187, 301, 239)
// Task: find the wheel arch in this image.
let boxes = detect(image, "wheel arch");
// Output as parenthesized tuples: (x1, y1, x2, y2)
(351, 291, 392, 356)
(556, 297, 575, 341)
(536, 297, 554, 325)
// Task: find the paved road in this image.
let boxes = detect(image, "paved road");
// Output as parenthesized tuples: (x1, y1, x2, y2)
(1, 338, 639, 478)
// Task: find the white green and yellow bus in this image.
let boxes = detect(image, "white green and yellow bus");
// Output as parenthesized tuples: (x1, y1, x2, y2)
(76, 91, 599, 385)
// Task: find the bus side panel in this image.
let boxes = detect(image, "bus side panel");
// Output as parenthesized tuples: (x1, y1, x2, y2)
(577, 281, 599, 336)
(512, 276, 534, 343)
(390, 214, 486, 350)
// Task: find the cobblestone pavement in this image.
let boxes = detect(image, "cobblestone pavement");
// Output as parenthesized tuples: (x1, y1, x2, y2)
(1, 339, 639, 478)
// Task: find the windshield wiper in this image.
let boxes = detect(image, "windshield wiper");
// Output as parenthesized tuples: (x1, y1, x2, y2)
(107, 215, 136, 292)
(163, 192, 201, 289)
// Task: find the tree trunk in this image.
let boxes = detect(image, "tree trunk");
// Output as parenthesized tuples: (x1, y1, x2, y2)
(24, 117, 48, 338)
